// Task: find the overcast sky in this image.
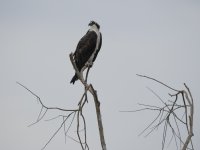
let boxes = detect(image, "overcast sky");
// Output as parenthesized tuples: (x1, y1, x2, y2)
(1, 0, 200, 150)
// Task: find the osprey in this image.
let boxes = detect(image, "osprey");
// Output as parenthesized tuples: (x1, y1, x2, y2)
(70, 21, 102, 84)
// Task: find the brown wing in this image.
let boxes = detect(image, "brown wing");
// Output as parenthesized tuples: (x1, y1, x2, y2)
(74, 31, 97, 71)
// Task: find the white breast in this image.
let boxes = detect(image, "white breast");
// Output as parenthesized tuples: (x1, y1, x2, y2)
(89, 25, 100, 50)
(87, 25, 100, 63)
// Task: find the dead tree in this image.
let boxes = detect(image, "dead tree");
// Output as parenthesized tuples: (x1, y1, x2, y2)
(17, 53, 107, 150)
(122, 74, 194, 150)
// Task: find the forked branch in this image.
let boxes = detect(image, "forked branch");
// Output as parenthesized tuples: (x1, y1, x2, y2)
(17, 81, 88, 150)
(17, 53, 107, 150)
(128, 74, 194, 150)
(69, 53, 107, 150)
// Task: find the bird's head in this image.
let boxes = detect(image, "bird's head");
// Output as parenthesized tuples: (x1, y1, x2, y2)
(88, 20, 100, 30)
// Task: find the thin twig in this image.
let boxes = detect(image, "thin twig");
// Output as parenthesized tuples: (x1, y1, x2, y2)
(41, 117, 68, 150)
(136, 74, 179, 92)
(17, 82, 78, 112)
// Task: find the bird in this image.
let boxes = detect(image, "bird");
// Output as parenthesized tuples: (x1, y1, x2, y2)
(70, 20, 102, 84)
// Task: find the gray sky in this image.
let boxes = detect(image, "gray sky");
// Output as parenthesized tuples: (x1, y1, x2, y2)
(0, 0, 200, 150)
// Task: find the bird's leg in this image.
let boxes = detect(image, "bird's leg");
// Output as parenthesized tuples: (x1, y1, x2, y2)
(77, 69, 85, 85)
(85, 61, 93, 68)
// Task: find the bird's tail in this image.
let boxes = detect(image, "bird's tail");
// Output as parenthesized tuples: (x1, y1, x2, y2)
(70, 74, 78, 84)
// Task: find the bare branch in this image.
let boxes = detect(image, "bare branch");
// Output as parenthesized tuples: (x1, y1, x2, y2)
(90, 84, 107, 150)
(69, 53, 107, 150)
(28, 108, 48, 127)
(182, 84, 194, 150)
(136, 74, 179, 92)
(18, 52, 107, 150)
(17, 82, 79, 112)
(41, 117, 69, 150)
(127, 74, 195, 150)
